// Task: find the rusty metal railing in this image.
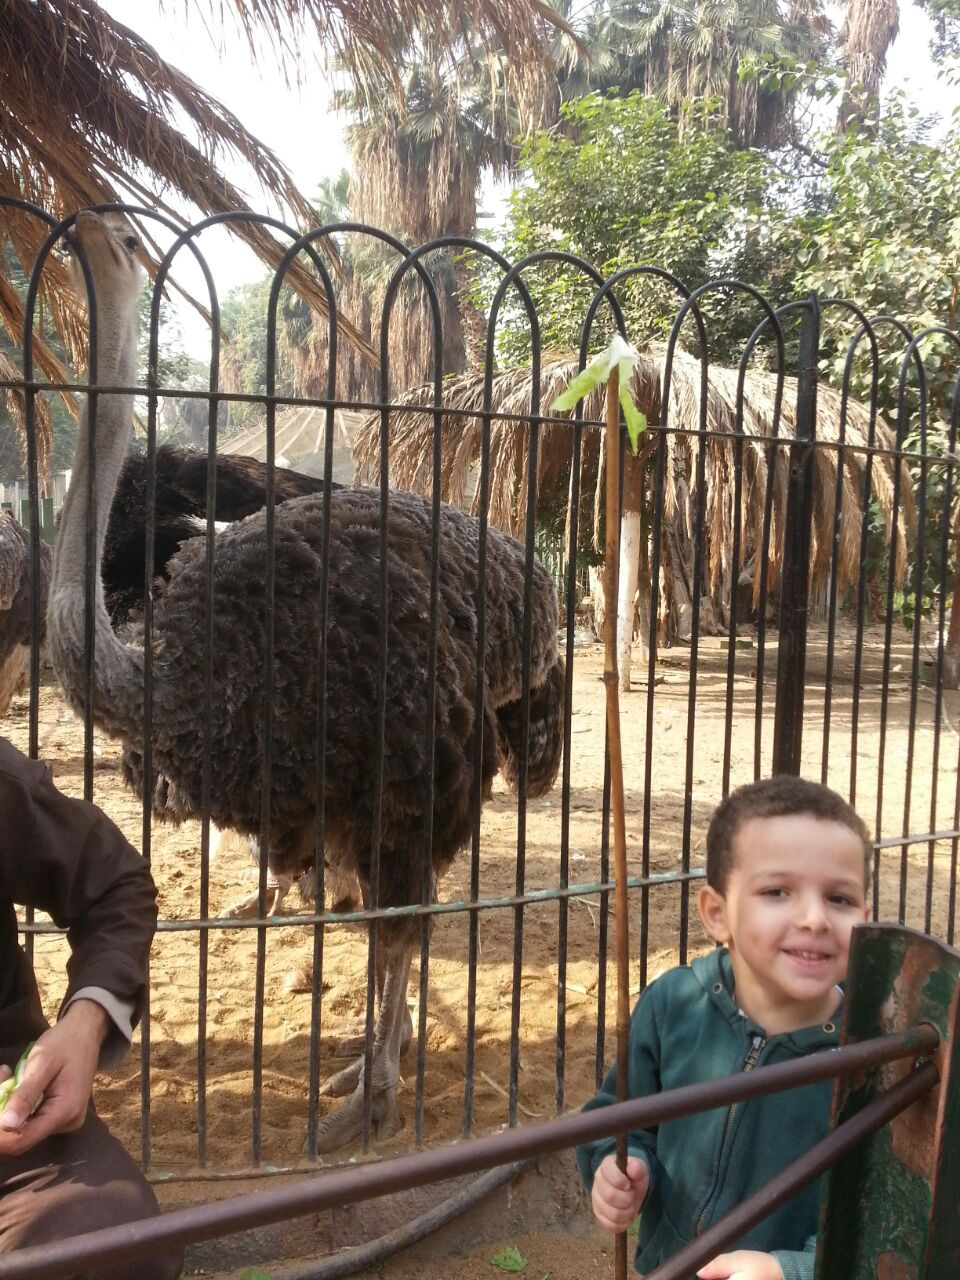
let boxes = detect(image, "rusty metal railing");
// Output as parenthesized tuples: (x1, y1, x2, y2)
(0, 1024, 939, 1280)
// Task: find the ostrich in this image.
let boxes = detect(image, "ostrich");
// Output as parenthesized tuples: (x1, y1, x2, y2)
(50, 210, 565, 1153)
(104, 444, 337, 913)
(0, 509, 50, 715)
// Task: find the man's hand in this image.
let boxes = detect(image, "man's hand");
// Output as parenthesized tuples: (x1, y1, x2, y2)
(697, 1250, 785, 1280)
(591, 1153, 649, 1233)
(0, 999, 109, 1155)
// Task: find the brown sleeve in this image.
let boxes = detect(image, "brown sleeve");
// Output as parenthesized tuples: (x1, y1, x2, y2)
(0, 744, 158, 1030)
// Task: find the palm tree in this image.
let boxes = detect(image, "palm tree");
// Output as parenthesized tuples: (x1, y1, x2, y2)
(837, 0, 900, 130)
(329, 0, 830, 398)
(620, 0, 832, 148)
(338, 36, 523, 385)
(1, 0, 570, 475)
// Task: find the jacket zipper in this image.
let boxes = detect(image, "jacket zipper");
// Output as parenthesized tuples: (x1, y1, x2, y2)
(694, 1033, 767, 1236)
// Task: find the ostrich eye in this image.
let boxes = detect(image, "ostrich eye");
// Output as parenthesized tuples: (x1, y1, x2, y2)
(123, 234, 139, 251)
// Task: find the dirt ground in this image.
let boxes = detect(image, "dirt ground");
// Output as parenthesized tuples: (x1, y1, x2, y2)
(350, 1226, 618, 1280)
(3, 617, 957, 1275)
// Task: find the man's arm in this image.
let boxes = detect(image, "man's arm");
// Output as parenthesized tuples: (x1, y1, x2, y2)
(3, 757, 158, 1041)
(63, 987, 137, 1067)
(0, 749, 158, 1151)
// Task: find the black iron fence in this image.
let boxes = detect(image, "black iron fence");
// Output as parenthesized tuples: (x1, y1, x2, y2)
(1, 200, 958, 1186)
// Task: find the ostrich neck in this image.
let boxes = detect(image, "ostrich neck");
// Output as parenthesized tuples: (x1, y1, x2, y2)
(49, 297, 145, 730)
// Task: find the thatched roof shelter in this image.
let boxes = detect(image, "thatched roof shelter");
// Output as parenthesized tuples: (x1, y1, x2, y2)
(220, 406, 363, 485)
(354, 348, 915, 636)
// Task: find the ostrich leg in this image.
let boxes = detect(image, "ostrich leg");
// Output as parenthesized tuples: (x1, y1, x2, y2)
(315, 945, 413, 1152)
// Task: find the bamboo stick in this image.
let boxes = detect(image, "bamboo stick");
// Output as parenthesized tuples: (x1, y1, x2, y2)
(603, 368, 632, 1280)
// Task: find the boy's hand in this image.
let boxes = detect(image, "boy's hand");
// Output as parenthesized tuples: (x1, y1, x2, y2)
(591, 1153, 649, 1232)
(0, 999, 108, 1156)
(697, 1250, 785, 1280)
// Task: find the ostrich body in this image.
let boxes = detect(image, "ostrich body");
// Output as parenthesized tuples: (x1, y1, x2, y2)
(0, 509, 50, 715)
(49, 211, 564, 1152)
(105, 444, 336, 914)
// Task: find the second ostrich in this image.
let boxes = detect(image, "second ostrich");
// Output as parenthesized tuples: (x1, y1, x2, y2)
(49, 211, 565, 1153)
(0, 509, 50, 716)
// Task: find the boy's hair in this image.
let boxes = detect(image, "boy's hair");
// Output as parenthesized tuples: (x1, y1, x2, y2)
(706, 775, 872, 895)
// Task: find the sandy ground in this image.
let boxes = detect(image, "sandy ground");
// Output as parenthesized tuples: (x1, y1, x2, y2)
(351, 1226, 620, 1280)
(3, 616, 957, 1274)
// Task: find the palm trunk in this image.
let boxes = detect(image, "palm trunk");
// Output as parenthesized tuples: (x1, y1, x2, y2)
(452, 257, 488, 378)
(617, 448, 647, 690)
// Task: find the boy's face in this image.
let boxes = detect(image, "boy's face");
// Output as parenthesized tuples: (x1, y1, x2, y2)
(697, 813, 869, 1033)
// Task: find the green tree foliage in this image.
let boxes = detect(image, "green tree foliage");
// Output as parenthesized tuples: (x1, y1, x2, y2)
(758, 86, 960, 620)
(915, 0, 960, 61)
(760, 91, 960, 392)
(488, 75, 960, 622)
(488, 91, 786, 364)
(568, 0, 831, 147)
(218, 278, 300, 431)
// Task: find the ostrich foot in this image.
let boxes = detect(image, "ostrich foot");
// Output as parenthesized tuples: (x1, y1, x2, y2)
(320, 1056, 364, 1097)
(222, 875, 293, 919)
(311, 946, 412, 1153)
(331, 1003, 415, 1059)
(314, 1076, 403, 1153)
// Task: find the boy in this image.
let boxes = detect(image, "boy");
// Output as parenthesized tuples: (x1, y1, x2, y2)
(576, 776, 871, 1280)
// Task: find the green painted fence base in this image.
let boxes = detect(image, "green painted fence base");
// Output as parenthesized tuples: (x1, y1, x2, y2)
(816, 923, 960, 1280)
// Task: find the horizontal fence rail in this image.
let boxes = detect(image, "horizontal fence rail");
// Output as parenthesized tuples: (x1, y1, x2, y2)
(0, 1025, 940, 1279)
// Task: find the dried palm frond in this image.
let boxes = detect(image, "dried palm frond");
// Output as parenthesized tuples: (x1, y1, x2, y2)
(2, 0, 388, 370)
(295, 0, 577, 118)
(2, 0, 574, 482)
(354, 347, 915, 627)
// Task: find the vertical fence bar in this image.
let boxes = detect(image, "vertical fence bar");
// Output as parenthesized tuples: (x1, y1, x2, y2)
(773, 295, 819, 774)
(679, 349, 711, 964)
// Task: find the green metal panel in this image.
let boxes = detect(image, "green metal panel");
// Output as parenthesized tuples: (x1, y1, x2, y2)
(815, 923, 960, 1280)
(16, 496, 55, 544)
(40, 496, 54, 543)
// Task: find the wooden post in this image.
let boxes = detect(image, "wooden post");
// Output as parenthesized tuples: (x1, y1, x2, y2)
(604, 369, 632, 1280)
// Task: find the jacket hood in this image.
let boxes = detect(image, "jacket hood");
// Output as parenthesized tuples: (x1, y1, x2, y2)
(691, 946, 842, 1054)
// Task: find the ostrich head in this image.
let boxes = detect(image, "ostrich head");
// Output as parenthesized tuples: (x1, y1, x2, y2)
(62, 210, 145, 324)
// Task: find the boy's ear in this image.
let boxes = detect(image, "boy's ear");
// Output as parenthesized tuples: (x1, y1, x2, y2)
(698, 885, 730, 944)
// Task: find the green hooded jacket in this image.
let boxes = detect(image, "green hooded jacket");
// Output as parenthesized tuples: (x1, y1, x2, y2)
(575, 948, 840, 1280)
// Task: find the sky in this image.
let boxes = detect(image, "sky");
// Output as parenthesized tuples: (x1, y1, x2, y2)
(101, 0, 350, 190)
(101, 0, 959, 346)
(102, 0, 350, 327)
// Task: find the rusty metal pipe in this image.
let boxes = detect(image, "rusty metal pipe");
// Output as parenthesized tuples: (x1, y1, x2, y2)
(643, 1059, 940, 1280)
(0, 1025, 939, 1280)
